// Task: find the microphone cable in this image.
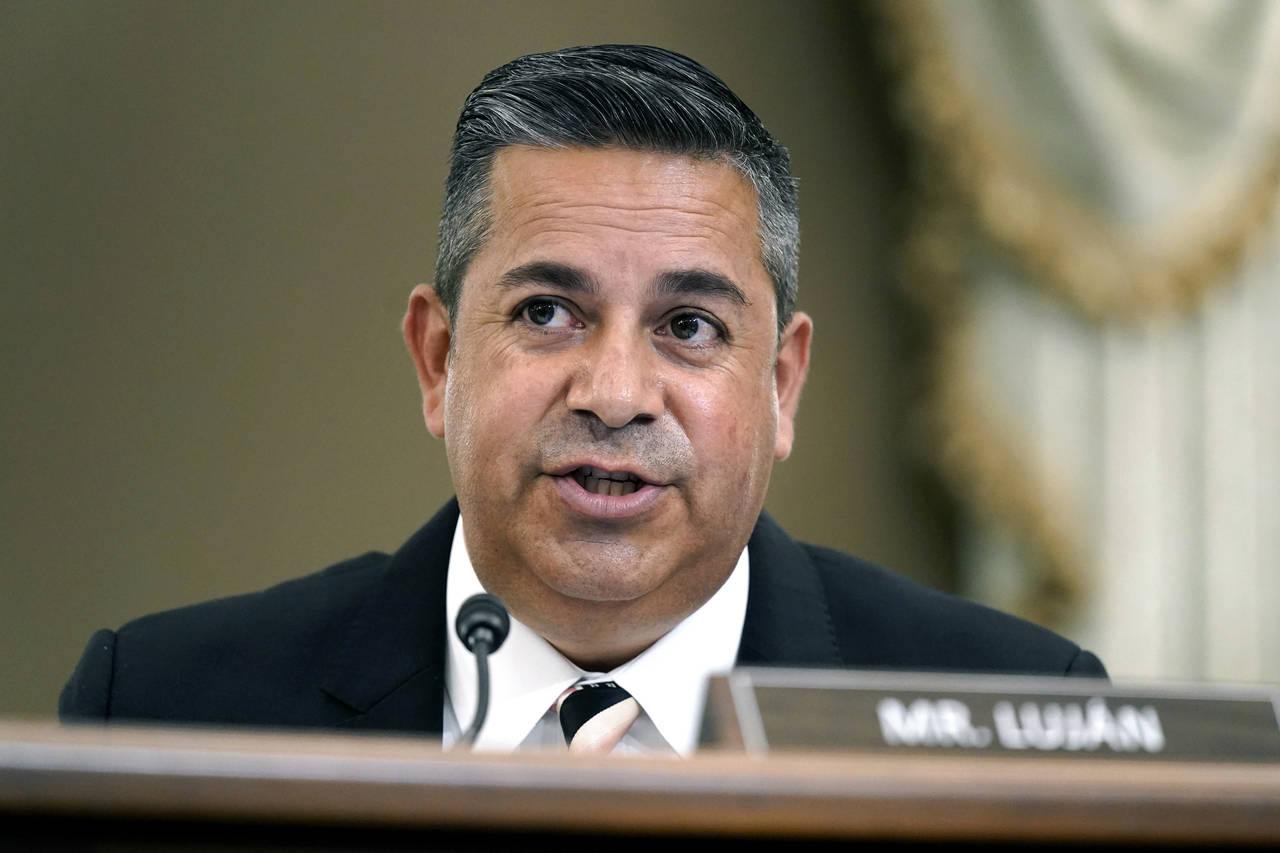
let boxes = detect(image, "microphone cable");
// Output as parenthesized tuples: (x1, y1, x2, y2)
(454, 592, 510, 748)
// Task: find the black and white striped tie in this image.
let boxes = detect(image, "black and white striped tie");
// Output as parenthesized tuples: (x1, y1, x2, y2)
(556, 681, 641, 755)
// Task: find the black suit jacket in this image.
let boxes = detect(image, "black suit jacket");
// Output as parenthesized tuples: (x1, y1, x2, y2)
(60, 499, 1105, 732)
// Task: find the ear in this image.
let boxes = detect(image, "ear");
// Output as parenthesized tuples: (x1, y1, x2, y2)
(403, 283, 452, 438)
(773, 311, 812, 460)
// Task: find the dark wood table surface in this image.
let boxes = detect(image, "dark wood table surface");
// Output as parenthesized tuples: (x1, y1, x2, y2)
(3, 719, 1279, 849)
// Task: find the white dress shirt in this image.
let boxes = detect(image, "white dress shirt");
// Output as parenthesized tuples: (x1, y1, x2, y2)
(442, 516, 748, 755)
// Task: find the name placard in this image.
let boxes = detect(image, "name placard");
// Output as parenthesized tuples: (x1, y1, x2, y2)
(700, 668, 1280, 762)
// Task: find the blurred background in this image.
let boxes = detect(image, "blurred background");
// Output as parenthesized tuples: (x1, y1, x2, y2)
(3, 0, 1277, 717)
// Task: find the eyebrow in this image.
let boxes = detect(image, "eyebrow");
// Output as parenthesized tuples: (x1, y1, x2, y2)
(655, 269, 751, 306)
(497, 262, 598, 294)
(495, 261, 750, 307)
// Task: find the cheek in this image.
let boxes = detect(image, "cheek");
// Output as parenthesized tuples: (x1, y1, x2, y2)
(682, 375, 778, 493)
(445, 347, 562, 466)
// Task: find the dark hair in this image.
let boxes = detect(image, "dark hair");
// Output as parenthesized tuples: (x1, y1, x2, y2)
(434, 44, 799, 332)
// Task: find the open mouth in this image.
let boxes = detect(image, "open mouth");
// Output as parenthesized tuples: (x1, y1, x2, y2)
(571, 465, 646, 497)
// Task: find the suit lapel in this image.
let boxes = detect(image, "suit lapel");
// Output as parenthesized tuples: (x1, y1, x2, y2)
(737, 511, 843, 667)
(319, 499, 460, 734)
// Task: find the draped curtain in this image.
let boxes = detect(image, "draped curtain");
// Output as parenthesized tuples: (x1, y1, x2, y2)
(879, 0, 1280, 681)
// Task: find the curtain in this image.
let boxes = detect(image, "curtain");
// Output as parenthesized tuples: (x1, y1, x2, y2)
(880, 0, 1280, 681)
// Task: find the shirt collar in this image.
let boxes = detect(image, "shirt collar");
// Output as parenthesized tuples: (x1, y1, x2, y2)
(445, 515, 748, 755)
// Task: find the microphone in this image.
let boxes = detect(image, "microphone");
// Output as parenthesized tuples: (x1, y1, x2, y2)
(454, 592, 510, 748)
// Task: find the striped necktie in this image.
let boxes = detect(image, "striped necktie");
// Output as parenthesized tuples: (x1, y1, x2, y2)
(556, 681, 641, 755)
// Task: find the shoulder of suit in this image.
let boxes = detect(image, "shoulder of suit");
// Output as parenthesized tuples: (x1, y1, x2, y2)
(118, 550, 393, 640)
(795, 541, 1095, 676)
(94, 549, 399, 724)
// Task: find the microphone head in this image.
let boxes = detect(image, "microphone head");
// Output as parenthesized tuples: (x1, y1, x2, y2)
(455, 593, 511, 654)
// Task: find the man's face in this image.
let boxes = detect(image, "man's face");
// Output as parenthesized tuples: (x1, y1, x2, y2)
(406, 146, 810, 668)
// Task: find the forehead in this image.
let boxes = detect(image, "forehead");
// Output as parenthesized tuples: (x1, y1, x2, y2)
(477, 146, 766, 283)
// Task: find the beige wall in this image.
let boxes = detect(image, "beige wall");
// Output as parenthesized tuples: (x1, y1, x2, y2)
(1, 0, 952, 716)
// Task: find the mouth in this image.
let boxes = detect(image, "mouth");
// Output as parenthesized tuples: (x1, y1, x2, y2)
(550, 462, 667, 520)
(570, 465, 648, 497)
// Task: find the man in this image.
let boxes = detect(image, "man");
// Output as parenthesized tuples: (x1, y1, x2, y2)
(60, 45, 1105, 755)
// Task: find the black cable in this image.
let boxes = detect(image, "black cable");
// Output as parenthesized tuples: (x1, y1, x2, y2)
(455, 593, 510, 748)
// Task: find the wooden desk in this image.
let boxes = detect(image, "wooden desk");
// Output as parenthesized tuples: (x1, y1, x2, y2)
(2, 720, 1278, 848)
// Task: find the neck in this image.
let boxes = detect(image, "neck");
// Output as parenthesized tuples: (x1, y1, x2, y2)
(549, 636, 657, 673)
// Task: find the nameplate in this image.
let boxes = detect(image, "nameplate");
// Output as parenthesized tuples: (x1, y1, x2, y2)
(700, 668, 1280, 762)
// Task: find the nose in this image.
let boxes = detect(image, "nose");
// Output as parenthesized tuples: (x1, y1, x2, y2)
(565, 329, 664, 429)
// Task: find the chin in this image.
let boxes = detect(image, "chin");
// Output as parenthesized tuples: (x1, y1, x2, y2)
(535, 539, 668, 603)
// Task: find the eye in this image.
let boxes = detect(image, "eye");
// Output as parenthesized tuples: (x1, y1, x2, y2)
(518, 298, 576, 329)
(663, 312, 722, 344)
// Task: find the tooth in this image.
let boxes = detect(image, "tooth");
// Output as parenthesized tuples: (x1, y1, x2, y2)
(572, 467, 645, 495)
